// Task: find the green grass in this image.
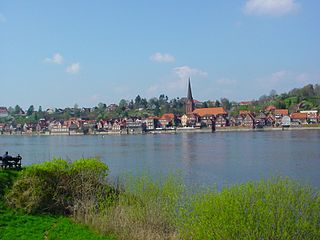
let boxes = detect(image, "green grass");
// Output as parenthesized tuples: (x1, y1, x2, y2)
(0, 170, 20, 196)
(0, 203, 113, 240)
(0, 169, 114, 240)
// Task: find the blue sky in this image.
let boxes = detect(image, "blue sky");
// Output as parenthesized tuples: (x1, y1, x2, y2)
(1, 0, 319, 109)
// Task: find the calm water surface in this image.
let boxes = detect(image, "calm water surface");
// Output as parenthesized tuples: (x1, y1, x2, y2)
(1, 130, 319, 188)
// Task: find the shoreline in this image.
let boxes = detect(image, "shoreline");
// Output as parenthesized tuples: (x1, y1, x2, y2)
(0, 126, 320, 136)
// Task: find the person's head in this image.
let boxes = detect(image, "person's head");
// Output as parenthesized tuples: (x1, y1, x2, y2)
(5, 151, 8, 154)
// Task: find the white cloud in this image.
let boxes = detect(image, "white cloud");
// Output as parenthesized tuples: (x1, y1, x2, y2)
(66, 63, 80, 74)
(150, 52, 175, 63)
(173, 66, 207, 80)
(44, 53, 64, 64)
(0, 14, 6, 23)
(161, 66, 208, 92)
(244, 0, 299, 16)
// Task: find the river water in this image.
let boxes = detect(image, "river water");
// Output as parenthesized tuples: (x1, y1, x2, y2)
(1, 130, 319, 188)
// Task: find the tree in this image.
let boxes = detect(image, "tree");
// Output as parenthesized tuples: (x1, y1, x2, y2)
(269, 89, 277, 98)
(128, 100, 134, 110)
(140, 98, 148, 109)
(119, 99, 128, 111)
(220, 98, 231, 110)
(314, 84, 320, 96)
(202, 102, 208, 108)
(214, 100, 221, 107)
(8, 107, 14, 114)
(14, 105, 23, 114)
(38, 106, 43, 113)
(97, 102, 106, 110)
(134, 95, 141, 108)
(27, 105, 34, 116)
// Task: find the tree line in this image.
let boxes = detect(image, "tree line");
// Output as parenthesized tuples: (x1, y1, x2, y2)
(1, 83, 319, 124)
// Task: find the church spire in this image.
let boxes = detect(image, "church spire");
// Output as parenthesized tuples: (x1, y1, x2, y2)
(186, 77, 195, 114)
(187, 77, 193, 100)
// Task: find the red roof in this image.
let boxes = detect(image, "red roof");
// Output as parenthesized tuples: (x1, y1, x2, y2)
(275, 109, 289, 116)
(290, 112, 307, 119)
(193, 107, 227, 117)
(159, 113, 175, 120)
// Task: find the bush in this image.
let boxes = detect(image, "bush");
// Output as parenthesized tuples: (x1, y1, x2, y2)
(88, 174, 184, 240)
(5, 158, 110, 215)
(178, 178, 320, 240)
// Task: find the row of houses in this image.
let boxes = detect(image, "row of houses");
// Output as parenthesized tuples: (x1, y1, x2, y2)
(229, 108, 319, 128)
(0, 106, 319, 135)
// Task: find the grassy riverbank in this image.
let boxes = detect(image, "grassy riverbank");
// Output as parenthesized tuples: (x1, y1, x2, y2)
(0, 169, 114, 240)
(1, 159, 320, 239)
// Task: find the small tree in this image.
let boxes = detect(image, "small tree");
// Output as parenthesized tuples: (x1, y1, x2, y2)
(27, 105, 34, 116)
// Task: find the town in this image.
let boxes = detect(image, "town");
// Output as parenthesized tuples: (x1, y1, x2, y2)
(0, 81, 319, 135)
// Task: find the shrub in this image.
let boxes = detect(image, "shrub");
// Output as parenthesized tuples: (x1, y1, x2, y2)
(5, 158, 110, 215)
(178, 177, 320, 240)
(88, 174, 184, 240)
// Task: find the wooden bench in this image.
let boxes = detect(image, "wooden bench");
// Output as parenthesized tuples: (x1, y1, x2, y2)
(0, 155, 22, 169)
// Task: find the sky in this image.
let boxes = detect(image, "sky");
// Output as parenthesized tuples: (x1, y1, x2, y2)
(1, 0, 320, 109)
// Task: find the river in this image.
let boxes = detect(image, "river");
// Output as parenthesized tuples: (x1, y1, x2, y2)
(1, 129, 319, 188)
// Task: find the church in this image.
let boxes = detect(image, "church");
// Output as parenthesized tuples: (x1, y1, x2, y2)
(181, 78, 228, 127)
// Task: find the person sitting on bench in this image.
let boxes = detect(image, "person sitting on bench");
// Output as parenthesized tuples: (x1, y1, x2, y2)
(3, 151, 12, 159)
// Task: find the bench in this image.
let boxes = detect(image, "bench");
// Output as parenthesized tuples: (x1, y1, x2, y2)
(0, 155, 22, 169)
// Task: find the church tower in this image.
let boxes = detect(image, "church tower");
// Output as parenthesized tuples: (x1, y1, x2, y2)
(186, 78, 194, 114)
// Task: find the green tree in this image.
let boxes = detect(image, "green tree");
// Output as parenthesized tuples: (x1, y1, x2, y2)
(14, 105, 23, 114)
(134, 95, 141, 108)
(119, 99, 128, 110)
(27, 105, 34, 116)
(97, 102, 106, 110)
(214, 100, 221, 107)
(220, 98, 231, 110)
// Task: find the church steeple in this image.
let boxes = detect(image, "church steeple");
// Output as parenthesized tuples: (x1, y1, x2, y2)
(186, 78, 195, 114)
(187, 78, 193, 100)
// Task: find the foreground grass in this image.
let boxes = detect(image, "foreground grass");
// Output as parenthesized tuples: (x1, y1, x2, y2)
(2, 160, 320, 240)
(0, 170, 113, 240)
(0, 203, 111, 240)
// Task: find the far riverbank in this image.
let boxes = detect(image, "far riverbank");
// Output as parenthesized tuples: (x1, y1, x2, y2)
(0, 125, 320, 136)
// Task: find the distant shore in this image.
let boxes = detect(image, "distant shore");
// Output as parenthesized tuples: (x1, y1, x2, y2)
(0, 125, 320, 136)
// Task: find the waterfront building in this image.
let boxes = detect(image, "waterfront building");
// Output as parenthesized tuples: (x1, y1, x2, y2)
(144, 117, 159, 131)
(185, 78, 227, 128)
(126, 118, 145, 134)
(0, 107, 9, 118)
(274, 109, 289, 126)
(300, 110, 318, 124)
(290, 112, 308, 125)
(242, 113, 255, 128)
(159, 113, 176, 128)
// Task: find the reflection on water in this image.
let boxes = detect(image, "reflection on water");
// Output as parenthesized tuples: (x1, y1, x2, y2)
(0, 130, 319, 188)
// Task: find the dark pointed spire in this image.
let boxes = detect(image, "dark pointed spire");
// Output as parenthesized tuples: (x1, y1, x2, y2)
(187, 78, 193, 100)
